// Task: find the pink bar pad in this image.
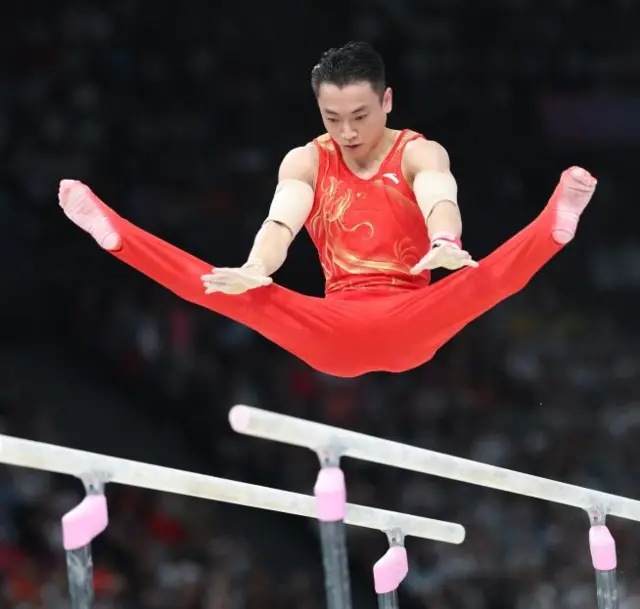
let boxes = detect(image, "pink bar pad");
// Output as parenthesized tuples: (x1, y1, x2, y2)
(373, 546, 409, 594)
(314, 467, 346, 522)
(62, 495, 109, 550)
(589, 525, 617, 571)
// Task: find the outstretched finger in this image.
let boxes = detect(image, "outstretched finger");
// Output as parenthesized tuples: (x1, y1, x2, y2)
(203, 278, 228, 288)
(203, 282, 228, 293)
(200, 270, 234, 282)
(410, 251, 436, 274)
(205, 284, 224, 294)
(448, 250, 476, 266)
(456, 251, 478, 268)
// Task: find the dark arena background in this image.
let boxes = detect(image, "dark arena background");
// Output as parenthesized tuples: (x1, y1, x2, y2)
(1, 1, 640, 609)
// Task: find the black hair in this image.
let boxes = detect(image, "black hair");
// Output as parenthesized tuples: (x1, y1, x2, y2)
(310, 41, 386, 98)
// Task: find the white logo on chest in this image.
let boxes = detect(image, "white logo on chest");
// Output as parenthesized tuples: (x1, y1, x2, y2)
(382, 172, 400, 185)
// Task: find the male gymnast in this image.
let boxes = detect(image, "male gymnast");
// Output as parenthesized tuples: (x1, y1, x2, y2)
(58, 41, 597, 378)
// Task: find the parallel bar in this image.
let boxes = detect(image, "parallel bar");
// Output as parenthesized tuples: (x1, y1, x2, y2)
(595, 570, 618, 609)
(589, 511, 619, 609)
(229, 405, 640, 522)
(318, 521, 351, 609)
(377, 589, 398, 609)
(0, 434, 465, 544)
(314, 450, 352, 609)
(66, 546, 94, 609)
(374, 529, 407, 609)
(63, 481, 108, 609)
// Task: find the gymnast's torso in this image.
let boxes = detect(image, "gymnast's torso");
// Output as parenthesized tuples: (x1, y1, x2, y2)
(305, 129, 432, 297)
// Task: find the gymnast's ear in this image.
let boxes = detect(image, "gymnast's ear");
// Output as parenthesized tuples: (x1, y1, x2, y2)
(382, 87, 393, 114)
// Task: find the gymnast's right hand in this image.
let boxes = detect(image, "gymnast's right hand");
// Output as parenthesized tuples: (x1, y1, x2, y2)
(201, 263, 272, 295)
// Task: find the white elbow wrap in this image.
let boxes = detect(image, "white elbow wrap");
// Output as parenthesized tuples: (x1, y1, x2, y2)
(263, 179, 314, 237)
(414, 171, 458, 216)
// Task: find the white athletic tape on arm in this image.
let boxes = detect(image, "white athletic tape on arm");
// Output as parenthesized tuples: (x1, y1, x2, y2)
(264, 179, 314, 238)
(413, 170, 458, 219)
(241, 260, 268, 275)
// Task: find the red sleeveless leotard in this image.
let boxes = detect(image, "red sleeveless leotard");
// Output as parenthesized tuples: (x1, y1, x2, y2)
(306, 129, 432, 297)
(97, 126, 563, 377)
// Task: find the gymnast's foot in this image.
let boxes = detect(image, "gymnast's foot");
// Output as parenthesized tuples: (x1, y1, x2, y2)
(58, 180, 122, 251)
(551, 167, 597, 245)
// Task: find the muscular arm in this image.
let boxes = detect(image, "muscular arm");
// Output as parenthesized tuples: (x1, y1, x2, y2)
(244, 146, 316, 276)
(403, 139, 462, 241)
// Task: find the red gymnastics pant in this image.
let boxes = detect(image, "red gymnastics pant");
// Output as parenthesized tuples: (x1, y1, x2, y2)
(97, 201, 562, 378)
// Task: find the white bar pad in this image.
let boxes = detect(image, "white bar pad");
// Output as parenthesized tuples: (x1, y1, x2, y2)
(0, 434, 464, 544)
(229, 405, 640, 523)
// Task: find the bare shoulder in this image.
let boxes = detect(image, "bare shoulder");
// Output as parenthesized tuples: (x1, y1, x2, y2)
(278, 144, 317, 186)
(403, 139, 451, 175)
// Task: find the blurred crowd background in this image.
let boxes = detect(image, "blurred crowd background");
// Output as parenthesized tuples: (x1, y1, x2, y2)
(2, 0, 640, 608)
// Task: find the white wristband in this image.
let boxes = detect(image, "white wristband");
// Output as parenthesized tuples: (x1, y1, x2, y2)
(430, 232, 462, 250)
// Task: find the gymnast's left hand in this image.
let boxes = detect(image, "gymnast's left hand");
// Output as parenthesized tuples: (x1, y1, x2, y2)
(201, 263, 272, 295)
(410, 242, 478, 274)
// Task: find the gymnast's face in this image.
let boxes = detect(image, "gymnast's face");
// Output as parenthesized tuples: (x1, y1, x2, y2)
(317, 82, 392, 161)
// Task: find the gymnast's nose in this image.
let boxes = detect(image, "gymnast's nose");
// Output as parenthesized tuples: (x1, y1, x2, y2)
(341, 124, 358, 142)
